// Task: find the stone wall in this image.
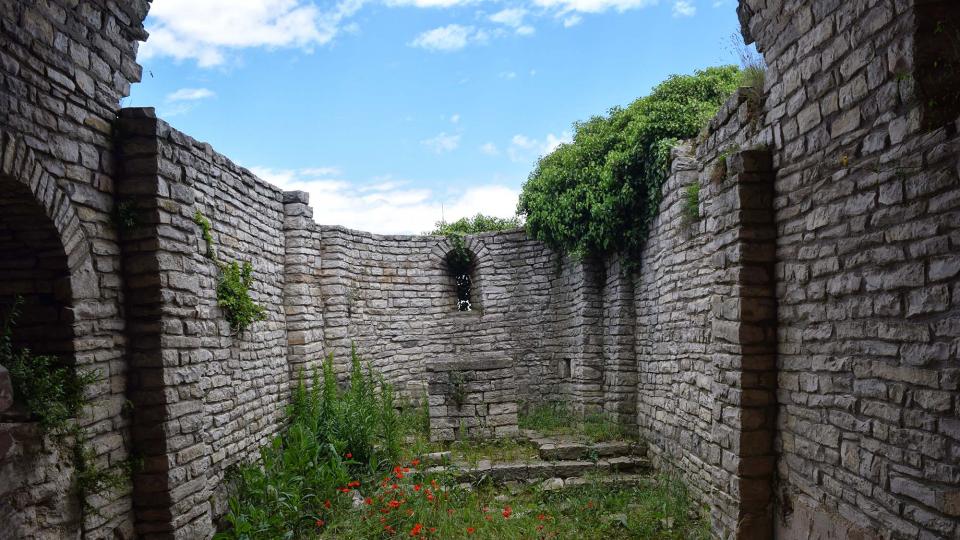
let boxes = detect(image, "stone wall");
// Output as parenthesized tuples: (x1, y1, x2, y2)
(117, 108, 310, 537)
(318, 226, 594, 409)
(1, 1, 958, 539)
(0, 1, 150, 538)
(740, 1, 960, 538)
(427, 357, 519, 441)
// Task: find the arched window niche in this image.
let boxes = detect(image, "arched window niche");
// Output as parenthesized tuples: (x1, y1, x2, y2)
(443, 243, 482, 313)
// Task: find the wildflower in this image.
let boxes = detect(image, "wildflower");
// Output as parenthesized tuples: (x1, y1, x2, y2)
(411, 459, 420, 466)
(586, 501, 594, 509)
(429, 528, 437, 533)
(339, 487, 350, 493)
(466, 527, 476, 535)
(365, 497, 374, 505)
(388, 500, 401, 509)
(537, 514, 546, 521)
(315, 519, 325, 528)
(431, 480, 438, 489)
(348, 480, 361, 488)
(414, 484, 422, 492)
(427, 493, 435, 502)
(502, 506, 512, 519)
(385, 525, 395, 533)
(537, 525, 544, 531)
(345, 452, 353, 459)
(410, 523, 423, 536)
(324, 500, 331, 509)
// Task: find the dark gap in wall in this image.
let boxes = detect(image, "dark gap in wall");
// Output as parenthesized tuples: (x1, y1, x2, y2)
(914, 0, 960, 131)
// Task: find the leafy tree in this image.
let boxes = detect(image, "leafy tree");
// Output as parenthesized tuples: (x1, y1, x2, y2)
(517, 66, 742, 261)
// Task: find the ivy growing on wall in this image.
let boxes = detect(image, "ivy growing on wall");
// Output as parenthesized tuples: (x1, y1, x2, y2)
(1, 297, 137, 513)
(517, 66, 742, 262)
(193, 210, 265, 334)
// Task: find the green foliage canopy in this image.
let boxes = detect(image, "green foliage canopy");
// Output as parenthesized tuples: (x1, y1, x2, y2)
(517, 66, 742, 260)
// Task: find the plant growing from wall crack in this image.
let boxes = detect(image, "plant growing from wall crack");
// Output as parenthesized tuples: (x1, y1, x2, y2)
(193, 209, 266, 334)
(1, 298, 137, 514)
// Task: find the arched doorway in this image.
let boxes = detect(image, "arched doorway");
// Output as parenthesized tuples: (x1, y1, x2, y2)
(0, 169, 82, 537)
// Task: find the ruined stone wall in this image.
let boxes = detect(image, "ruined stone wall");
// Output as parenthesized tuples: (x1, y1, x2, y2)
(740, 1, 960, 538)
(318, 226, 584, 407)
(117, 109, 316, 537)
(0, 1, 150, 538)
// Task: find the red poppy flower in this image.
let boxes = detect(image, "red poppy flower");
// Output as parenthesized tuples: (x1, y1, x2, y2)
(345, 452, 353, 459)
(414, 484, 422, 492)
(429, 528, 436, 533)
(348, 480, 361, 488)
(388, 500, 401, 509)
(315, 519, 325, 527)
(365, 497, 374, 505)
(411, 459, 420, 466)
(537, 514, 546, 521)
(502, 506, 512, 519)
(410, 523, 423, 536)
(339, 487, 350, 493)
(324, 500, 331, 509)
(385, 525, 395, 533)
(466, 527, 476, 535)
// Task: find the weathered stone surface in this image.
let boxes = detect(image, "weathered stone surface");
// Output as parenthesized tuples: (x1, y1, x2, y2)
(2, 1, 957, 540)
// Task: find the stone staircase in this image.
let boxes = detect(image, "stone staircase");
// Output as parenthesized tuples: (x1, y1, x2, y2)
(423, 430, 651, 489)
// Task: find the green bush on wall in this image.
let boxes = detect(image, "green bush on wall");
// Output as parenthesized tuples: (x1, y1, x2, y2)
(193, 209, 266, 334)
(517, 66, 742, 263)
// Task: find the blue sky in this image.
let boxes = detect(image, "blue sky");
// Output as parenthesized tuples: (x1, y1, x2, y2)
(129, 0, 742, 233)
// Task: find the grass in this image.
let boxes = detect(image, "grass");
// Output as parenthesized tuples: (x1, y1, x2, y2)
(313, 468, 708, 540)
(519, 402, 627, 443)
(216, 356, 707, 539)
(684, 182, 701, 222)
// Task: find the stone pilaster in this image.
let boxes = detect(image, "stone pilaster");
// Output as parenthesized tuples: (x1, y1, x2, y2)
(282, 191, 325, 384)
(708, 149, 777, 539)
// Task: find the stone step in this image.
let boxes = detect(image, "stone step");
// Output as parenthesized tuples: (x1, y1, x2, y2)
(425, 456, 651, 484)
(536, 440, 646, 461)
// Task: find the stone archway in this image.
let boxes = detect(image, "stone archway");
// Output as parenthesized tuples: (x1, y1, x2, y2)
(430, 235, 493, 313)
(0, 130, 99, 538)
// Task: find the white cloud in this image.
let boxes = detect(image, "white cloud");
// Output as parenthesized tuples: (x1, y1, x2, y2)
(533, 0, 657, 15)
(562, 14, 583, 26)
(159, 87, 216, 116)
(450, 113, 461, 123)
(421, 132, 461, 153)
(138, 0, 364, 67)
(508, 132, 571, 163)
(409, 24, 488, 52)
(673, 0, 696, 16)
(251, 167, 520, 234)
(385, 0, 474, 7)
(165, 88, 215, 101)
(499, 71, 517, 79)
(490, 7, 527, 26)
(480, 142, 499, 156)
(489, 8, 536, 35)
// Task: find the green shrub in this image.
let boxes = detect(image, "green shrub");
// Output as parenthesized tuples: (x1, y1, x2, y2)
(517, 66, 741, 262)
(217, 261, 267, 334)
(193, 210, 266, 335)
(1, 298, 96, 434)
(217, 346, 403, 539)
